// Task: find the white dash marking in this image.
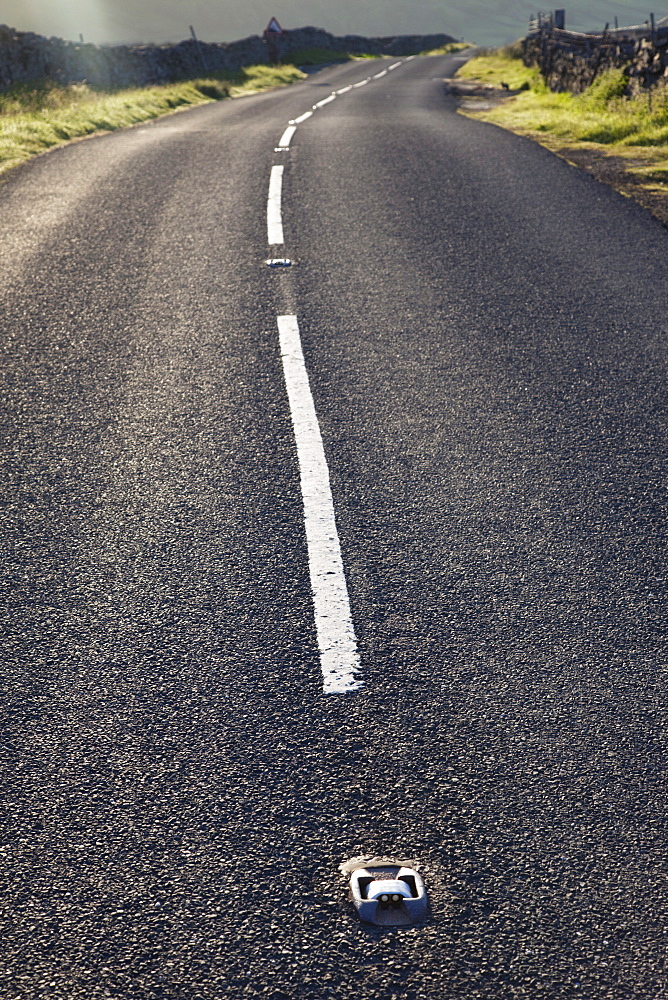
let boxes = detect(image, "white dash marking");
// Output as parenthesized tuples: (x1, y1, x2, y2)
(277, 315, 363, 694)
(336, 85, 353, 94)
(313, 94, 336, 108)
(353, 79, 369, 88)
(290, 111, 313, 125)
(388, 61, 402, 71)
(267, 165, 285, 245)
(277, 125, 297, 149)
(372, 69, 387, 79)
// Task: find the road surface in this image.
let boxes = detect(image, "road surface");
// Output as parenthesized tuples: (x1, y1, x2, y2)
(1, 51, 667, 999)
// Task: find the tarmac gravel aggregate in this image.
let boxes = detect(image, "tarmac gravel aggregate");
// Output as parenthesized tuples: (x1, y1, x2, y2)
(1, 53, 667, 999)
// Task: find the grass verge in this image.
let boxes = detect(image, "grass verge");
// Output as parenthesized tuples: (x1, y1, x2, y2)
(421, 41, 474, 57)
(284, 47, 355, 66)
(283, 47, 380, 66)
(0, 63, 305, 176)
(454, 44, 668, 223)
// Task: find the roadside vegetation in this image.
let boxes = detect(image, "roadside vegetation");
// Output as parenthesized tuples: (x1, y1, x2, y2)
(284, 47, 378, 65)
(421, 41, 473, 56)
(284, 47, 355, 65)
(0, 63, 305, 176)
(455, 43, 668, 203)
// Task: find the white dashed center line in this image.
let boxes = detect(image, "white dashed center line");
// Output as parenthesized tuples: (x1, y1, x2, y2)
(313, 94, 337, 108)
(267, 61, 413, 690)
(267, 164, 285, 244)
(277, 316, 363, 694)
(277, 125, 297, 149)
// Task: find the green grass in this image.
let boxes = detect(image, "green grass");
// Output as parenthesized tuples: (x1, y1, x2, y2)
(226, 63, 305, 96)
(0, 63, 305, 175)
(456, 44, 543, 91)
(420, 41, 474, 57)
(458, 56, 668, 146)
(284, 46, 352, 65)
(286, 48, 370, 66)
(455, 48, 668, 193)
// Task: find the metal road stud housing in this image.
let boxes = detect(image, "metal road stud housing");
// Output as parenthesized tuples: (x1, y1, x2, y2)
(348, 859, 428, 927)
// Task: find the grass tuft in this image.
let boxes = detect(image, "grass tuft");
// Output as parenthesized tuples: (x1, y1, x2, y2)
(283, 47, 358, 66)
(421, 41, 474, 57)
(456, 49, 545, 92)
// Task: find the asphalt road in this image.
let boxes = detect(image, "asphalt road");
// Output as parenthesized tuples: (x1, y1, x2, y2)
(1, 52, 667, 999)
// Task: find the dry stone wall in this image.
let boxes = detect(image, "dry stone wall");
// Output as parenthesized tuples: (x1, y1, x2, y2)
(0, 24, 455, 92)
(523, 25, 668, 93)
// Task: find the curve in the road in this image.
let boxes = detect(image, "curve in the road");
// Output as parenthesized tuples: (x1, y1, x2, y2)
(266, 57, 415, 694)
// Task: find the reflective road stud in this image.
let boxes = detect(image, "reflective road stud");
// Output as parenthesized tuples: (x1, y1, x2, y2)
(347, 859, 428, 927)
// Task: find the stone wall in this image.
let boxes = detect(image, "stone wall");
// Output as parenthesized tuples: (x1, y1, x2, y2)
(523, 24, 668, 94)
(0, 24, 455, 92)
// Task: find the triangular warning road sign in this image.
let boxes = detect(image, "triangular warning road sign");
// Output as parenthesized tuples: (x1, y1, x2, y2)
(265, 16, 283, 34)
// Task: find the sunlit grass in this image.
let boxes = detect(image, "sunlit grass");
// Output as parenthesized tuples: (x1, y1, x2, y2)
(455, 49, 668, 191)
(0, 64, 305, 174)
(283, 47, 359, 66)
(457, 50, 543, 91)
(226, 63, 305, 95)
(421, 41, 474, 57)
